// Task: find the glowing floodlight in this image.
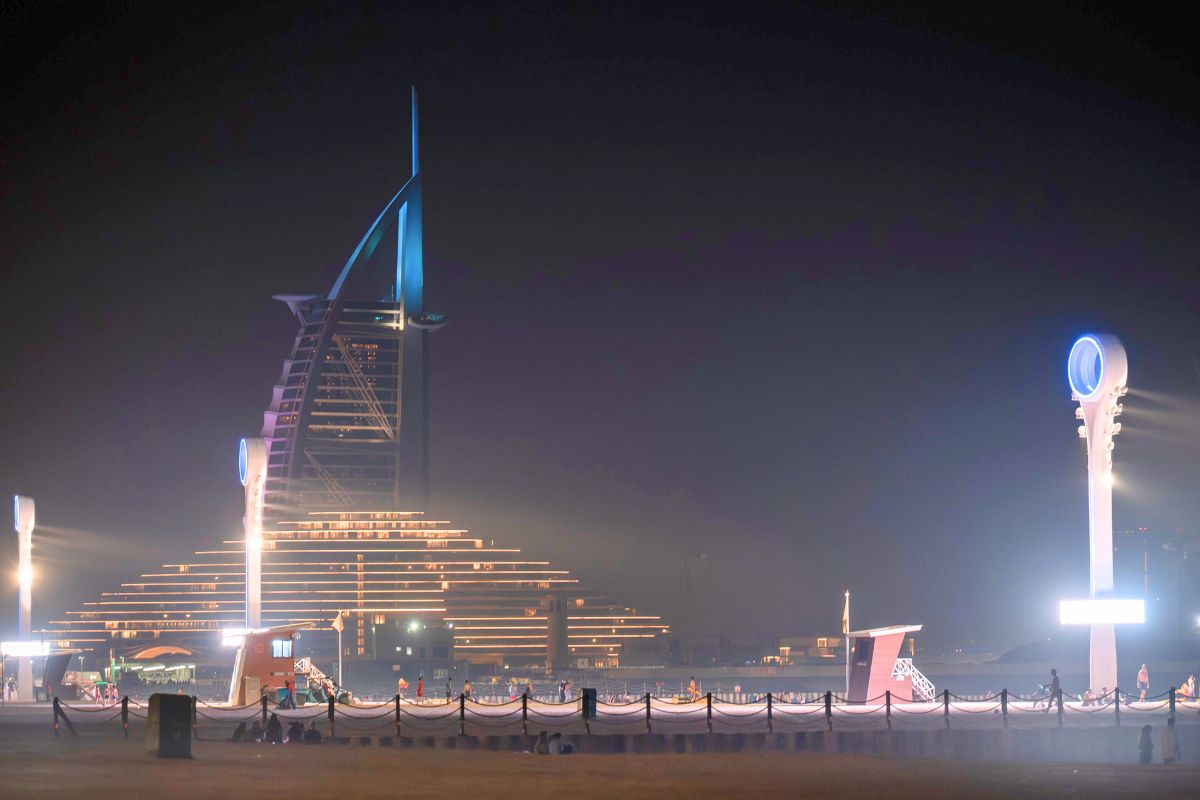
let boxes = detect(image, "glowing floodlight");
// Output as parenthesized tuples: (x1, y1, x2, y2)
(1060, 599, 1145, 625)
(221, 627, 253, 647)
(1, 641, 50, 657)
(1066, 333, 1131, 695)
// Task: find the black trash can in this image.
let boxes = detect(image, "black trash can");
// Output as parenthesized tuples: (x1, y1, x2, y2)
(581, 687, 597, 720)
(146, 693, 192, 758)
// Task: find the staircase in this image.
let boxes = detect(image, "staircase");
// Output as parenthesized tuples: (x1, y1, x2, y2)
(892, 658, 936, 701)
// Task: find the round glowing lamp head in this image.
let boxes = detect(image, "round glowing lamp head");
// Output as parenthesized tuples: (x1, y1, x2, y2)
(1068, 334, 1128, 401)
(238, 438, 249, 486)
(13, 495, 34, 532)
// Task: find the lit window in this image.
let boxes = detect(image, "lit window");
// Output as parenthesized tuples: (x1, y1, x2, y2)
(271, 639, 293, 659)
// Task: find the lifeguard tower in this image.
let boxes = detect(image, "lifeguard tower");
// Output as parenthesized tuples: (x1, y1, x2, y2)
(846, 624, 934, 703)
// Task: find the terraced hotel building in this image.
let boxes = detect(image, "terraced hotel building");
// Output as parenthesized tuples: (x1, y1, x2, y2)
(45, 91, 668, 672)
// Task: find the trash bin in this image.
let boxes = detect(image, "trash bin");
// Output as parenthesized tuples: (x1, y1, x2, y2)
(581, 688, 597, 720)
(146, 693, 192, 758)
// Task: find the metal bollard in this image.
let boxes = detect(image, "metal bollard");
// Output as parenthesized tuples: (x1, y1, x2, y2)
(943, 689, 950, 728)
(459, 693, 466, 736)
(122, 696, 129, 739)
(327, 695, 336, 738)
(192, 695, 198, 735)
(522, 693, 528, 735)
(1170, 687, 1176, 718)
(824, 691, 833, 731)
(646, 692, 652, 733)
(261, 695, 268, 726)
(767, 692, 774, 734)
(1114, 686, 1121, 727)
(885, 690, 892, 730)
(706, 692, 713, 734)
(395, 693, 401, 738)
(1056, 688, 1063, 728)
(1001, 689, 1008, 729)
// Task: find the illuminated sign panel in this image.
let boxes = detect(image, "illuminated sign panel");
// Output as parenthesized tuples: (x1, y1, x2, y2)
(1, 641, 50, 656)
(1059, 599, 1145, 625)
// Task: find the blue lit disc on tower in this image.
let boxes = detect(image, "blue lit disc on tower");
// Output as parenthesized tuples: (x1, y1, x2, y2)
(1067, 335, 1104, 399)
(238, 438, 249, 486)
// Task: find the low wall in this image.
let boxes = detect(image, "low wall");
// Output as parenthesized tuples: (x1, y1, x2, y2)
(373, 725, 1200, 763)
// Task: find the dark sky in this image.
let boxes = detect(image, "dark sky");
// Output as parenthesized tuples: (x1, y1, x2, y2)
(2, 2, 1198, 652)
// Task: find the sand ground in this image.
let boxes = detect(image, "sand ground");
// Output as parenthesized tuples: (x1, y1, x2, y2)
(1, 725, 1198, 799)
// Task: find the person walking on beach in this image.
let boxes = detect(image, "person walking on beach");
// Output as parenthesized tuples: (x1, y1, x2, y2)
(1043, 668, 1060, 712)
(1137, 664, 1150, 702)
(1138, 724, 1154, 764)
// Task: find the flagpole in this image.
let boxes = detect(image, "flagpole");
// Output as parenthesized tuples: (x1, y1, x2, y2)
(844, 590, 850, 697)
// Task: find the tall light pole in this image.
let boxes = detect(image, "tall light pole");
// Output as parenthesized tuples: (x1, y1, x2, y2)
(13, 495, 35, 701)
(1066, 334, 1130, 694)
(239, 438, 268, 629)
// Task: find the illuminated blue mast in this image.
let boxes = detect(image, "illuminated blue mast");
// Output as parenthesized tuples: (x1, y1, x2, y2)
(265, 87, 443, 513)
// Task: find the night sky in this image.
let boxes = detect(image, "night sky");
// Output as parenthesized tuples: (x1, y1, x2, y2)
(2, 2, 1198, 652)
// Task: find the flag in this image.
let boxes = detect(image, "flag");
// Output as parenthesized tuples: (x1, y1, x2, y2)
(841, 592, 849, 635)
(331, 611, 344, 633)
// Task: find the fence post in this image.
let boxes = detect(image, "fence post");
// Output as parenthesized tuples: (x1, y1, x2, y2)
(261, 695, 268, 726)
(645, 692, 652, 734)
(885, 690, 892, 730)
(192, 695, 199, 736)
(1001, 689, 1008, 729)
(943, 689, 950, 728)
(824, 691, 832, 731)
(706, 692, 713, 734)
(522, 693, 528, 735)
(1056, 688, 1063, 728)
(459, 693, 466, 736)
(1114, 686, 1121, 727)
(767, 692, 774, 734)
(52, 697, 77, 738)
(121, 696, 129, 739)
(395, 694, 401, 738)
(1170, 686, 1176, 718)
(327, 695, 335, 738)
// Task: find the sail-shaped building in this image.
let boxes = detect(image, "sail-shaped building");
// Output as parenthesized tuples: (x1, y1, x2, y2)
(44, 91, 668, 677)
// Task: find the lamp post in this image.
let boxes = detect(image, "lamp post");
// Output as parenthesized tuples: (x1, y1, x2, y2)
(1066, 334, 1130, 694)
(239, 438, 267, 628)
(13, 496, 35, 701)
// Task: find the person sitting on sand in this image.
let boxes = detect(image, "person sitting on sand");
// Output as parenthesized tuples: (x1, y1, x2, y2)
(264, 713, 283, 744)
(547, 732, 575, 755)
(303, 721, 323, 744)
(249, 719, 264, 742)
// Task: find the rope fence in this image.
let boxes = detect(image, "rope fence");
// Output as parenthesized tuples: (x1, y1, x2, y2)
(41, 684, 1196, 741)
